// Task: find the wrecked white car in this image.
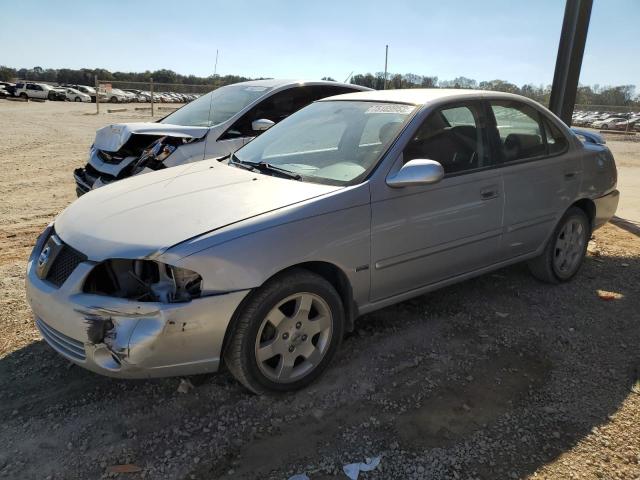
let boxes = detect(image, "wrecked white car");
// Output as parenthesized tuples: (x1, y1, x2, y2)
(73, 79, 368, 195)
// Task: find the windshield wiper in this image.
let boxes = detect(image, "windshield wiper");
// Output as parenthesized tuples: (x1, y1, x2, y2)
(229, 155, 302, 180)
(254, 162, 302, 180)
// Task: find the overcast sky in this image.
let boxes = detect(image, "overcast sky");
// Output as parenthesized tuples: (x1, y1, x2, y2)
(1, 0, 637, 89)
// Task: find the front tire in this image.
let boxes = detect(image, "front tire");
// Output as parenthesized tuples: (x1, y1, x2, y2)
(74, 97, 81, 102)
(224, 269, 345, 394)
(528, 206, 590, 284)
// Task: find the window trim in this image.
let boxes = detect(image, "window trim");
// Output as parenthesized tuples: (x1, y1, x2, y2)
(484, 99, 570, 168)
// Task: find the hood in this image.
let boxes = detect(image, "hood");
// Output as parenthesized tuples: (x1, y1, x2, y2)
(55, 160, 340, 261)
(94, 122, 209, 152)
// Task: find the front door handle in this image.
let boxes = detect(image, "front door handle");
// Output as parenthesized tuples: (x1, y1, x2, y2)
(480, 187, 498, 200)
(564, 171, 577, 180)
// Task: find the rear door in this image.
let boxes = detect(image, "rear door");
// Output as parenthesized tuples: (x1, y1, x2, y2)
(487, 99, 579, 259)
(370, 101, 505, 301)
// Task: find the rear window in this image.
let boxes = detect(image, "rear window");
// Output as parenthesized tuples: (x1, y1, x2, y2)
(490, 101, 545, 162)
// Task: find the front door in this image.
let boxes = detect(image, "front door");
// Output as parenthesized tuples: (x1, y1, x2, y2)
(370, 101, 504, 301)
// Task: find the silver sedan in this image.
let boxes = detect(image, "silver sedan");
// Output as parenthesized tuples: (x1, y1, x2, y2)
(26, 89, 619, 393)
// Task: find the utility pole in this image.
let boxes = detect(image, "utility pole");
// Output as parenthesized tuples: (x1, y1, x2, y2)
(94, 75, 99, 114)
(150, 77, 154, 117)
(549, 0, 593, 124)
(383, 45, 388, 90)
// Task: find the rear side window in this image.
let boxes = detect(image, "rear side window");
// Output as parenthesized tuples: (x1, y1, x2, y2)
(543, 118, 569, 155)
(490, 101, 545, 162)
(403, 102, 490, 175)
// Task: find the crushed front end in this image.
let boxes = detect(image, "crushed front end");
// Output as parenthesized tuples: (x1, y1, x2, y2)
(26, 226, 248, 378)
(74, 125, 205, 196)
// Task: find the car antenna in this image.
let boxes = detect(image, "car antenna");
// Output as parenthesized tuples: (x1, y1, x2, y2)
(206, 49, 219, 129)
(165, 50, 220, 187)
(202, 49, 220, 157)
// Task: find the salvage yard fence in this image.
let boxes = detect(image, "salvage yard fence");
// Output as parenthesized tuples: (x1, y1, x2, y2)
(95, 78, 214, 116)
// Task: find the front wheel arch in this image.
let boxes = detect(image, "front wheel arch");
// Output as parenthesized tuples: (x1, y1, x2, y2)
(223, 268, 346, 393)
(220, 261, 355, 363)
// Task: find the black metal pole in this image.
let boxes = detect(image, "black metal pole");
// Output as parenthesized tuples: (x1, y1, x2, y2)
(549, 0, 593, 125)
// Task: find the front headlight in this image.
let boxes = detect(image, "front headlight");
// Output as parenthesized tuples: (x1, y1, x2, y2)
(84, 259, 202, 303)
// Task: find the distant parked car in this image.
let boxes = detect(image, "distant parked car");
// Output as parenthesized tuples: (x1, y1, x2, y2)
(71, 85, 97, 102)
(49, 87, 68, 101)
(29, 89, 619, 392)
(73, 79, 370, 195)
(0, 81, 15, 96)
(592, 118, 627, 130)
(64, 87, 91, 102)
(13, 82, 51, 100)
(100, 88, 128, 103)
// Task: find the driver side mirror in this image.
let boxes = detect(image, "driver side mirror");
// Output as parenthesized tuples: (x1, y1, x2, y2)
(251, 118, 275, 132)
(386, 159, 445, 188)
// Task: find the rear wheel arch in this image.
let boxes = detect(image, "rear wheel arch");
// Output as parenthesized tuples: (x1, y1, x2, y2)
(571, 198, 596, 229)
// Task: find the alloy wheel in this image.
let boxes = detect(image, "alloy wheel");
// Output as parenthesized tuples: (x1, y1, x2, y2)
(553, 218, 586, 275)
(254, 292, 333, 383)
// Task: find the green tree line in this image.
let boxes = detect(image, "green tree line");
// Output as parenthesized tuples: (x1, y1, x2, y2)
(1, 65, 637, 107)
(0, 65, 251, 88)
(350, 72, 639, 107)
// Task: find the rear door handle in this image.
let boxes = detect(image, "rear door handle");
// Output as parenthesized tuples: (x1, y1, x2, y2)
(564, 171, 577, 180)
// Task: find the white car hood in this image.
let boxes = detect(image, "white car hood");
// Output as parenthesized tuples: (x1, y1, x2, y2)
(55, 160, 340, 261)
(94, 122, 209, 152)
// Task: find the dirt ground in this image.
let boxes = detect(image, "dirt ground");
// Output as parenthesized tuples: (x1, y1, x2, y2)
(0, 100, 639, 480)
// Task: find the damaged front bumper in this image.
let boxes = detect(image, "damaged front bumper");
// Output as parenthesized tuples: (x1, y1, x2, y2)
(26, 252, 249, 379)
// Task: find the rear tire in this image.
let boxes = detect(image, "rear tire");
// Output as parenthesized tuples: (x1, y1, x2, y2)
(20, 92, 28, 99)
(224, 269, 344, 394)
(528, 207, 590, 284)
(74, 97, 81, 102)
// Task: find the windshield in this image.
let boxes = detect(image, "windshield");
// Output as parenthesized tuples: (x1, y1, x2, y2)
(160, 83, 273, 127)
(233, 100, 415, 185)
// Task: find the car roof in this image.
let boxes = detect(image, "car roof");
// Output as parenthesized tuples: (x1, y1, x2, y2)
(229, 78, 371, 91)
(318, 88, 536, 105)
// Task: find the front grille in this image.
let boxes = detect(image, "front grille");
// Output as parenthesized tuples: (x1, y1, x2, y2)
(46, 243, 87, 287)
(35, 318, 86, 361)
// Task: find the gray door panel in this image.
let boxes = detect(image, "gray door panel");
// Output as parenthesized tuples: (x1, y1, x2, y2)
(370, 169, 504, 301)
(500, 151, 581, 259)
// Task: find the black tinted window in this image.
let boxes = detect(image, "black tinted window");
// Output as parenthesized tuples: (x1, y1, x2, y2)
(403, 103, 489, 174)
(490, 101, 545, 162)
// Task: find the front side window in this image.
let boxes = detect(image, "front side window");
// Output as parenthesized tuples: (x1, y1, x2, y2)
(234, 101, 415, 185)
(490, 101, 545, 162)
(403, 103, 489, 174)
(160, 83, 274, 127)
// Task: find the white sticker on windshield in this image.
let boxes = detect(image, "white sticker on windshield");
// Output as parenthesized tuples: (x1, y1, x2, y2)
(365, 104, 414, 114)
(245, 86, 268, 92)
